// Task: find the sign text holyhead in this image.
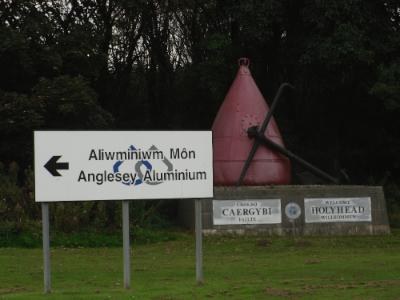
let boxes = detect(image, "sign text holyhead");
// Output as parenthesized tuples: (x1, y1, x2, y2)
(34, 131, 213, 202)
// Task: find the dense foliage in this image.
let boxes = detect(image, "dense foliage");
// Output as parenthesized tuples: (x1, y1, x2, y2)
(0, 0, 399, 228)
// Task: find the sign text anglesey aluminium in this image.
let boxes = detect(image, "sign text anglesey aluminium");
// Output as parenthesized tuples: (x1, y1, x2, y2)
(34, 131, 213, 202)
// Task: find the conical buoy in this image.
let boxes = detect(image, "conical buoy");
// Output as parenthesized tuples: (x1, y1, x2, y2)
(212, 58, 291, 185)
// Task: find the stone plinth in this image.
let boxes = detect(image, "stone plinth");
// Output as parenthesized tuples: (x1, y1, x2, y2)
(178, 185, 390, 236)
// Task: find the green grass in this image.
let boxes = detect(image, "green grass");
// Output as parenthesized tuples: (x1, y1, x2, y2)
(1, 231, 400, 299)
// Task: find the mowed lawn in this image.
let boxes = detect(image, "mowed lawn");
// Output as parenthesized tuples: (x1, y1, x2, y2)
(1, 231, 400, 300)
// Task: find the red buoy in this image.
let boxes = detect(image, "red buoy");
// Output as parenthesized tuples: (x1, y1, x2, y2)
(212, 58, 291, 185)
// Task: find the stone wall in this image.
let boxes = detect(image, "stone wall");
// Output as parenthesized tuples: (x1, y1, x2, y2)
(178, 185, 390, 236)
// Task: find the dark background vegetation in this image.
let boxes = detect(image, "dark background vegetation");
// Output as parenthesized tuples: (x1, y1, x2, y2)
(1, 0, 399, 241)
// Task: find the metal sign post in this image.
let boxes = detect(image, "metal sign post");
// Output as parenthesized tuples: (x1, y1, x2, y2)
(41, 202, 51, 294)
(122, 200, 131, 289)
(195, 199, 203, 285)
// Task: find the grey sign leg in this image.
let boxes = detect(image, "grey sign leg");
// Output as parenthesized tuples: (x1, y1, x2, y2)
(122, 200, 131, 289)
(42, 202, 51, 293)
(195, 199, 203, 285)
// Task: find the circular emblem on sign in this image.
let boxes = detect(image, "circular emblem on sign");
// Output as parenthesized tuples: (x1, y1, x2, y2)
(285, 202, 301, 220)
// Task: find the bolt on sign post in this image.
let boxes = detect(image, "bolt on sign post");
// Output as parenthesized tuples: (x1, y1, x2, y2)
(34, 131, 213, 293)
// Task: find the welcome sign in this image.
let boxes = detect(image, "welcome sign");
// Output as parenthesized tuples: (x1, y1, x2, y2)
(34, 131, 213, 202)
(304, 197, 372, 223)
(213, 199, 281, 225)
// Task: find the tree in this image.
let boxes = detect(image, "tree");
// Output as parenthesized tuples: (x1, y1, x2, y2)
(1, 0, 400, 228)
(0, 90, 43, 166)
(32, 75, 113, 129)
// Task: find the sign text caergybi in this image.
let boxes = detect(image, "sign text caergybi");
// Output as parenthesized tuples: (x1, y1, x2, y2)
(213, 199, 281, 225)
(34, 131, 213, 202)
(304, 197, 372, 223)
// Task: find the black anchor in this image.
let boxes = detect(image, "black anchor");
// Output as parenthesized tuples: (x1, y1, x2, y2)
(237, 83, 340, 186)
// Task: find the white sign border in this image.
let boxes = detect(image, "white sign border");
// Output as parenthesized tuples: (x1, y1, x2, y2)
(34, 130, 214, 202)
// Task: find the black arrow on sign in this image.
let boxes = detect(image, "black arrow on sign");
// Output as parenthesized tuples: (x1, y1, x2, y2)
(44, 156, 69, 176)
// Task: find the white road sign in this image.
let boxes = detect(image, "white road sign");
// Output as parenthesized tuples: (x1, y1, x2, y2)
(34, 131, 213, 202)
